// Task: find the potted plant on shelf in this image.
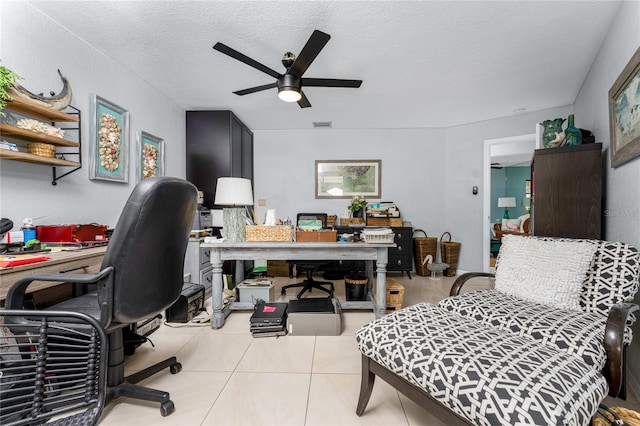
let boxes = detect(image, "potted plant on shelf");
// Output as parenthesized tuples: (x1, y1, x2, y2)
(348, 196, 368, 224)
(0, 65, 20, 113)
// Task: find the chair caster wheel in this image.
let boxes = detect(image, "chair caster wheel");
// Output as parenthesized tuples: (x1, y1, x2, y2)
(170, 362, 182, 374)
(160, 400, 175, 417)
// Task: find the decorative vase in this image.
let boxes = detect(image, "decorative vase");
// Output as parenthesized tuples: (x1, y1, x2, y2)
(564, 114, 582, 146)
(541, 118, 566, 148)
(351, 209, 365, 225)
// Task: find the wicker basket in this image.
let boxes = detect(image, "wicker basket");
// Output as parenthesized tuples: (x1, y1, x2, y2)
(27, 142, 56, 158)
(440, 232, 461, 277)
(327, 215, 337, 227)
(384, 278, 404, 312)
(245, 225, 292, 242)
(363, 233, 395, 244)
(592, 406, 640, 426)
(413, 229, 438, 276)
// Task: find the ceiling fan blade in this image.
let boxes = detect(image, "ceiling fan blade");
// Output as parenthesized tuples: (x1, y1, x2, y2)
(233, 82, 278, 96)
(287, 30, 331, 78)
(301, 78, 363, 88)
(297, 91, 312, 108)
(213, 42, 282, 79)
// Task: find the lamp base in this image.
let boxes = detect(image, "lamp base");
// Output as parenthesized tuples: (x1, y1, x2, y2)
(223, 207, 246, 242)
(503, 209, 510, 219)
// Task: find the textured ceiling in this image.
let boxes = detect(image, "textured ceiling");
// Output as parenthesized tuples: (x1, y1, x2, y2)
(29, 0, 621, 130)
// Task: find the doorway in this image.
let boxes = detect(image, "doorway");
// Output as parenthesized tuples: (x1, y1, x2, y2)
(483, 134, 536, 271)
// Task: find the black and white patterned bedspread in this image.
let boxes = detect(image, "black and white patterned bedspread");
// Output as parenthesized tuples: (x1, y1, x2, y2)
(438, 289, 633, 370)
(356, 303, 608, 426)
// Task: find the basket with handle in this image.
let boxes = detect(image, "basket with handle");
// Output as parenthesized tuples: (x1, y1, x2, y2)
(413, 229, 437, 276)
(440, 231, 461, 277)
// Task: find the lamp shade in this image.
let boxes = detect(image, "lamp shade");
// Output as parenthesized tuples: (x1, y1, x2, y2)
(497, 197, 516, 208)
(214, 177, 254, 206)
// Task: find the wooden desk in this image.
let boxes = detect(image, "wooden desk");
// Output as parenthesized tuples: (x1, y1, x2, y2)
(0, 246, 107, 302)
(201, 241, 394, 329)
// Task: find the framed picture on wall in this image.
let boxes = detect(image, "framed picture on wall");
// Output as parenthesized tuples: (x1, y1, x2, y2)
(609, 46, 640, 168)
(89, 95, 129, 182)
(136, 131, 164, 181)
(315, 159, 381, 199)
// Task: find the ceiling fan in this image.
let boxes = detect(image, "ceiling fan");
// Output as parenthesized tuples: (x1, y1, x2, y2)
(213, 30, 363, 108)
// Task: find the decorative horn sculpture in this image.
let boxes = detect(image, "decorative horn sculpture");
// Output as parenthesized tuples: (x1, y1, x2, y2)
(9, 69, 72, 111)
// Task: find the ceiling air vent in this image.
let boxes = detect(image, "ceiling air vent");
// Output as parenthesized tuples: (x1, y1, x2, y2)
(313, 121, 332, 129)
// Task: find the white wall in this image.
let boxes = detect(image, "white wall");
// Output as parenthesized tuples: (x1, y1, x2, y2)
(0, 2, 186, 228)
(253, 128, 447, 236)
(573, 0, 640, 400)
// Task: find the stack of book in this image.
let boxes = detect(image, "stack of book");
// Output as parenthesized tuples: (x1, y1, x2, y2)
(250, 301, 288, 338)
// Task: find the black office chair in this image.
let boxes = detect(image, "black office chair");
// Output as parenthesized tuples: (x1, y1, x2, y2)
(5, 177, 197, 418)
(281, 213, 334, 299)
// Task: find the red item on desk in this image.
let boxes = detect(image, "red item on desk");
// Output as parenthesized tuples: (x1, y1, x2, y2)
(36, 224, 108, 244)
(0, 255, 50, 268)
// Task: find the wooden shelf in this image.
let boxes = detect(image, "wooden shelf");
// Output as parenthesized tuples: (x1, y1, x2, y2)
(2, 96, 78, 122)
(0, 124, 79, 147)
(0, 150, 79, 167)
(0, 149, 79, 167)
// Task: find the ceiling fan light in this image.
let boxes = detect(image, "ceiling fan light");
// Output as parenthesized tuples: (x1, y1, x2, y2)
(278, 87, 302, 102)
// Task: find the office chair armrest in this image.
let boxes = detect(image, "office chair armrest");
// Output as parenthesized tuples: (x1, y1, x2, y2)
(5, 267, 114, 309)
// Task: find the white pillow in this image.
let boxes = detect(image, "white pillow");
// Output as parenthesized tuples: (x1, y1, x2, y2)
(495, 235, 598, 311)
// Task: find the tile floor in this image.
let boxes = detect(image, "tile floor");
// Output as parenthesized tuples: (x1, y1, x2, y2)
(98, 273, 640, 425)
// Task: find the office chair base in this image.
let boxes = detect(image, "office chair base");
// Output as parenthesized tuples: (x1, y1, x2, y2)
(106, 356, 181, 417)
(281, 280, 335, 299)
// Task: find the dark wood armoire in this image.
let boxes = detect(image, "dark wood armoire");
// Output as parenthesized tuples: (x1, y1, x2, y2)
(531, 143, 603, 239)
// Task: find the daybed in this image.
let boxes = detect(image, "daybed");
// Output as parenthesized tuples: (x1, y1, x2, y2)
(356, 235, 639, 426)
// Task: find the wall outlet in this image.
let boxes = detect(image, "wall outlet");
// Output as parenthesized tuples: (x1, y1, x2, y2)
(258, 199, 266, 206)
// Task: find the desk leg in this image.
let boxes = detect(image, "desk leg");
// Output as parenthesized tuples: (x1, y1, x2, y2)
(210, 248, 225, 329)
(375, 247, 388, 319)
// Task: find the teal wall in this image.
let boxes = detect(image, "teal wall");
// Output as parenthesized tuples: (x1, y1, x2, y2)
(491, 166, 531, 222)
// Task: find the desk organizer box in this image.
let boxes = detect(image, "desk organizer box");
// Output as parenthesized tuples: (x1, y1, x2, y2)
(296, 230, 337, 242)
(245, 225, 292, 242)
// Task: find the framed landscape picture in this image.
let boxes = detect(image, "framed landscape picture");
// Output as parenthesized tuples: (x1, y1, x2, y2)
(136, 130, 164, 181)
(89, 95, 129, 182)
(315, 159, 381, 199)
(609, 46, 640, 168)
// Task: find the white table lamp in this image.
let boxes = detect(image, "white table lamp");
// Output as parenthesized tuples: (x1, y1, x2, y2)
(214, 177, 253, 242)
(498, 197, 516, 219)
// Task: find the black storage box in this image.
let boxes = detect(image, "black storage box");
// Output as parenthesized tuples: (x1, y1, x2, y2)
(165, 282, 205, 323)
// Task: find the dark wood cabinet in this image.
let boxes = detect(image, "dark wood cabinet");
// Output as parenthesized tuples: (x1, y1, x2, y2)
(532, 143, 602, 239)
(186, 111, 253, 208)
(323, 226, 413, 279)
(388, 226, 413, 278)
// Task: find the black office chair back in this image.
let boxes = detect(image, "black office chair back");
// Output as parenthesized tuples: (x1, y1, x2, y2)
(99, 177, 197, 324)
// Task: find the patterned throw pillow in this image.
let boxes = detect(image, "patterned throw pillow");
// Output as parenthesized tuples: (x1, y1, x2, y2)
(581, 241, 640, 315)
(495, 235, 598, 311)
(501, 218, 521, 232)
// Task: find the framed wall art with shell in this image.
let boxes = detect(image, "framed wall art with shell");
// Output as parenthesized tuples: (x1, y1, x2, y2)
(136, 130, 164, 182)
(89, 94, 129, 182)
